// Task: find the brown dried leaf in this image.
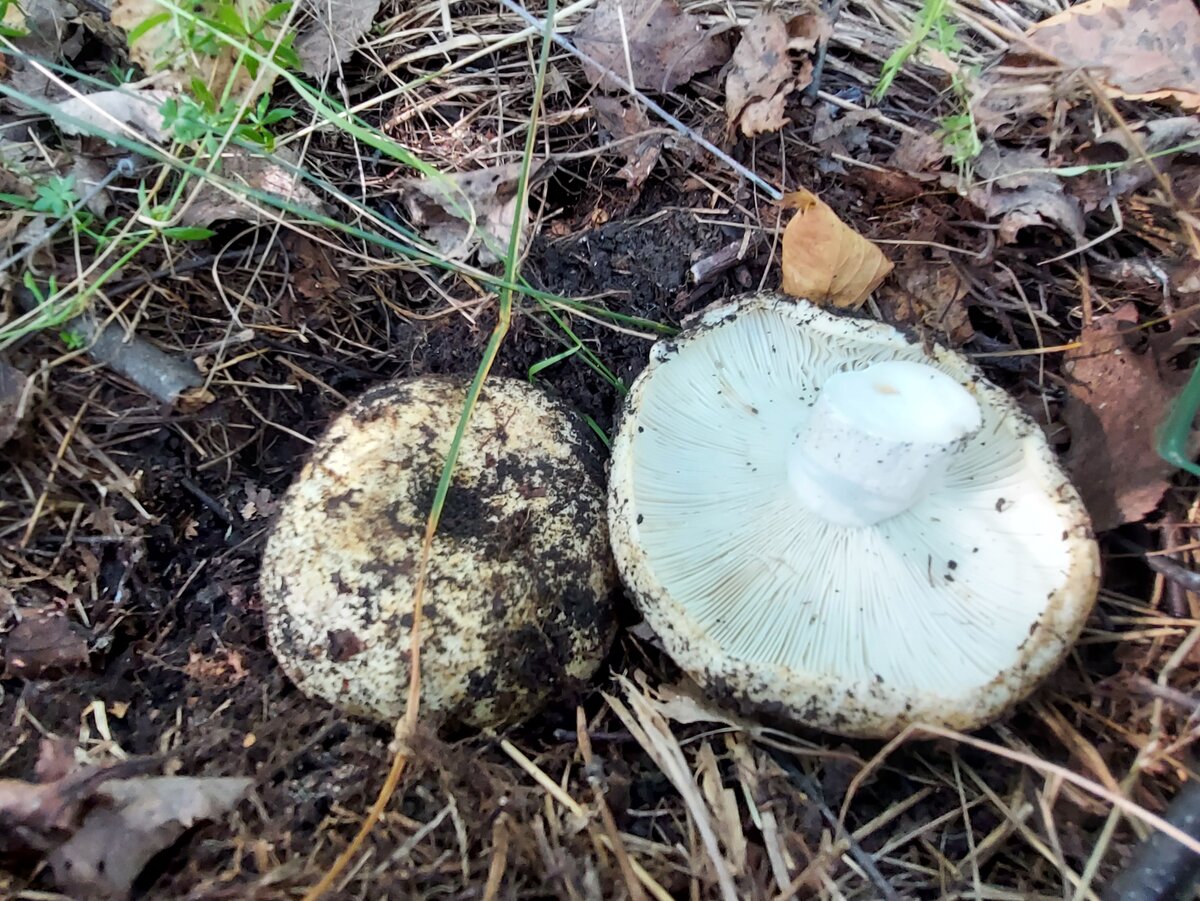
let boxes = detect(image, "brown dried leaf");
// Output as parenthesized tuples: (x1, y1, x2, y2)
(725, 13, 793, 137)
(179, 149, 324, 227)
(1063, 305, 1176, 531)
(953, 141, 1085, 243)
(3, 607, 89, 678)
(574, 0, 729, 93)
(0, 359, 29, 449)
(48, 776, 252, 899)
(295, 0, 382, 79)
(399, 162, 545, 266)
(780, 189, 893, 309)
(592, 95, 662, 188)
(876, 260, 973, 344)
(723, 12, 823, 138)
(1025, 0, 1200, 109)
(111, 0, 279, 100)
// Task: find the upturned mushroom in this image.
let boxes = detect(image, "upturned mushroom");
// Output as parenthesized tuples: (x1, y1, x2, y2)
(608, 293, 1100, 738)
(260, 375, 616, 729)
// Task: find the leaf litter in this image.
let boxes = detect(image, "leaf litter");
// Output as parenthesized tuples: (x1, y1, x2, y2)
(0, 740, 251, 900)
(295, 0, 382, 79)
(1024, 0, 1200, 110)
(398, 161, 547, 266)
(724, 11, 824, 138)
(573, 0, 729, 93)
(110, 0, 283, 101)
(591, 95, 662, 188)
(1063, 304, 1183, 531)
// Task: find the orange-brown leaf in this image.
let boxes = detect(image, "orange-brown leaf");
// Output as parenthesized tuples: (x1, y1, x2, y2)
(780, 189, 892, 308)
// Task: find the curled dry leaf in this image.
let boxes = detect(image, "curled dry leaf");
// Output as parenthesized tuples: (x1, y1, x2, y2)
(592, 95, 662, 188)
(295, 0, 382, 79)
(724, 12, 822, 138)
(951, 141, 1085, 244)
(48, 776, 253, 899)
(573, 0, 730, 93)
(399, 162, 545, 266)
(111, 0, 280, 101)
(1024, 0, 1200, 110)
(1063, 305, 1180, 531)
(780, 189, 893, 309)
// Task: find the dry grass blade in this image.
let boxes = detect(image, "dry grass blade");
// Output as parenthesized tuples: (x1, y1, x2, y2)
(606, 675, 739, 901)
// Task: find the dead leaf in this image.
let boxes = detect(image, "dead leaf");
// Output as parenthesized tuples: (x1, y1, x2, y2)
(877, 259, 973, 344)
(3, 607, 89, 678)
(1024, 0, 1200, 109)
(240, 481, 278, 520)
(182, 646, 248, 684)
(953, 141, 1085, 243)
(1071, 117, 1200, 210)
(725, 13, 792, 136)
(573, 0, 730, 93)
(179, 148, 324, 226)
(724, 12, 820, 138)
(1063, 305, 1178, 531)
(780, 188, 893, 308)
(0, 750, 151, 848)
(399, 162, 544, 266)
(592, 95, 662, 188)
(48, 776, 252, 899)
(0, 359, 29, 449)
(50, 89, 173, 144)
(111, 0, 280, 101)
(295, 0, 382, 79)
(2, 0, 84, 103)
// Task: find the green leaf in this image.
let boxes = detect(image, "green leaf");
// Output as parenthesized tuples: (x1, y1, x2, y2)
(527, 345, 579, 381)
(127, 10, 171, 42)
(160, 226, 216, 240)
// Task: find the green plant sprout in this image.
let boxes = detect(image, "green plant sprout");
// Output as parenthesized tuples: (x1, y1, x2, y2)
(873, 0, 981, 172)
(1158, 362, 1200, 478)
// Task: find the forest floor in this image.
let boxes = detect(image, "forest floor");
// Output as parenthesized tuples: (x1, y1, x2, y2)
(1, 0, 1199, 898)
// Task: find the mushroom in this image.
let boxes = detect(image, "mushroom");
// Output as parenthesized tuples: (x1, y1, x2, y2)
(608, 293, 1100, 738)
(261, 375, 616, 729)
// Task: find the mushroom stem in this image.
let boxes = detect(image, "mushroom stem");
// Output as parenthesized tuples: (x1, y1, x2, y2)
(787, 360, 983, 527)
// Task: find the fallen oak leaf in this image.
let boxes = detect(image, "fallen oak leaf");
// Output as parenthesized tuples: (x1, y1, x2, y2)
(780, 188, 893, 309)
(1063, 304, 1181, 531)
(179, 148, 325, 226)
(48, 775, 253, 900)
(573, 0, 730, 93)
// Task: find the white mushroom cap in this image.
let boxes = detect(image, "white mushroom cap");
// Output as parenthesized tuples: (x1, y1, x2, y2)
(608, 293, 1100, 738)
(261, 375, 616, 729)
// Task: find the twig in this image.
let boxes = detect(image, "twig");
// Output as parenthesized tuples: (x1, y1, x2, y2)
(805, 0, 847, 101)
